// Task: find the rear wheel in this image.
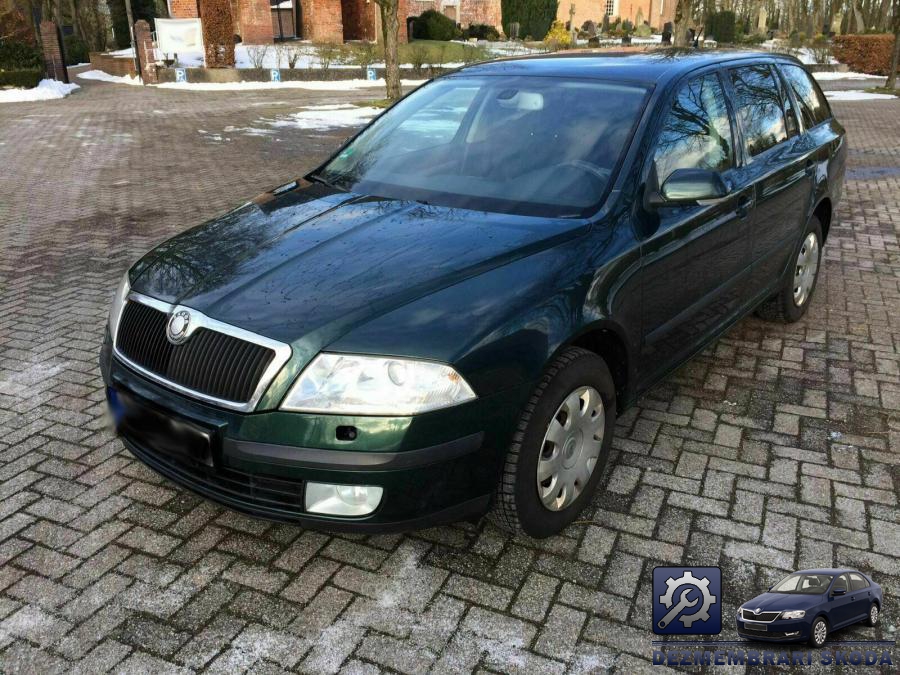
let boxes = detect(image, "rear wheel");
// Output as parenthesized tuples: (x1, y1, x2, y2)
(809, 617, 828, 647)
(868, 602, 880, 627)
(756, 216, 823, 323)
(489, 347, 616, 538)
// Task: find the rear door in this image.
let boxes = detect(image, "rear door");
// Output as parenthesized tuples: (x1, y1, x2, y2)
(637, 70, 753, 385)
(847, 572, 873, 623)
(725, 62, 815, 297)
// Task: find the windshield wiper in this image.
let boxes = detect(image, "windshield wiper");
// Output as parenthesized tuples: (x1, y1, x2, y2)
(307, 173, 346, 192)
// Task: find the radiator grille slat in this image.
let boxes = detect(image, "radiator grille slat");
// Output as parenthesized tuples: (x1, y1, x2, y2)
(116, 300, 276, 405)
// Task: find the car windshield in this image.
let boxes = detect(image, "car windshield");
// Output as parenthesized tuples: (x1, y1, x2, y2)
(771, 573, 834, 594)
(313, 76, 650, 218)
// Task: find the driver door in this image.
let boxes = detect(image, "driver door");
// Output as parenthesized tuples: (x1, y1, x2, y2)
(637, 71, 754, 388)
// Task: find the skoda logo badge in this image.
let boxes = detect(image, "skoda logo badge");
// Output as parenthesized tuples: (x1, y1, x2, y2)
(754, 608, 762, 615)
(167, 309, 191, 344)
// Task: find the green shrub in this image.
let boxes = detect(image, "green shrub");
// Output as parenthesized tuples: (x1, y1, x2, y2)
(542, 20, 571, 51)
(501, 0, 558, 42)
(412, 10, 459, 41)
(704, 10, 736, 43)
(462, 24, 500, 40)
(63, 34, 89, 65)
(634, 23, 652, 38)
(0, 40, 43, 70)
(0, 68, 43, 88)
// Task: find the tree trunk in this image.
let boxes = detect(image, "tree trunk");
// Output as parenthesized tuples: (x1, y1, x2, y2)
(886, 26, 899, 89)
(376, 0, 402, 101)
(673, 0, 693, 46)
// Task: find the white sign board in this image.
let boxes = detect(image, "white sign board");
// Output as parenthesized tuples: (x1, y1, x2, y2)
(156, 18, 204, 55)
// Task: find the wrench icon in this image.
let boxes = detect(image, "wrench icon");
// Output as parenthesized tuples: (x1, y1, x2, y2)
(657, 588, 698, 629)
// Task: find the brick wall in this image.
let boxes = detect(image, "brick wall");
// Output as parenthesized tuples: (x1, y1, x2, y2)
(301, 0, 343, 42)
(341, 0, 377, 41)
(89, 52, 137, 76)
(459, 0, 501, 28)
(170, 0, 200, 18)
(134, 19, 157, 83)
(239, 0, 274, 42)
(39, 21, 68, 83)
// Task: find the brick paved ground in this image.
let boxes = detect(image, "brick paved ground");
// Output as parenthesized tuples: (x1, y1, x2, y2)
(0, 73, 898, 674)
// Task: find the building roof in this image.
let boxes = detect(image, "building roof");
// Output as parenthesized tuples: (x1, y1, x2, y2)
(457, 49, 803, 85)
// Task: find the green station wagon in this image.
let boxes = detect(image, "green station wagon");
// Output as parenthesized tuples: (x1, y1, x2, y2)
(101, 51, 845, 537)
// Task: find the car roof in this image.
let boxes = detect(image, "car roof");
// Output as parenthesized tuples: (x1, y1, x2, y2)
(790, 568, 861, 575)
(456, 49, 803, 86)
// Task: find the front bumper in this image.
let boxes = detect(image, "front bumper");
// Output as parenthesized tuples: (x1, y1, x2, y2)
(101, 336, 529, 533)
(735, 617, 810, 643)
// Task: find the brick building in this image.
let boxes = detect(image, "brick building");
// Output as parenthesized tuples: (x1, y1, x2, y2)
(169, 0, 432, 44)
(407, 0, 501, 30)
(558, 0, 676, 31)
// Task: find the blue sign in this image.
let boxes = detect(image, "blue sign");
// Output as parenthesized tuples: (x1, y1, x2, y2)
(175, 68, 186, 83)
(653, 567, 722, 635)
(270, 68, 281, 82)
(366, 67, 377, 81)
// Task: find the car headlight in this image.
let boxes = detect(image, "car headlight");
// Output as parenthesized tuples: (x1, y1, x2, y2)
(108, 271, 131, 342)
(281, 353, 476, 415)
(780, 610, 806, 620)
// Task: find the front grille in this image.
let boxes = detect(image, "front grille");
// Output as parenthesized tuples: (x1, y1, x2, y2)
(739, 627, 790, 639)
(125, 433, 305, 514)
(741, 610, 781, 622)
(116, 300, 275, 404)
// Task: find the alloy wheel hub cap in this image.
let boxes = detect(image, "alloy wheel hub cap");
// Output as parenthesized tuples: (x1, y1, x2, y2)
(793, 232, 820, 307)
(537, 386, 605, 512)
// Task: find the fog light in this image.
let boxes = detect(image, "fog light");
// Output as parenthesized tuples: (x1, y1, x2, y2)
(785, 631, 800, 637)
(304, 482, 383, 516)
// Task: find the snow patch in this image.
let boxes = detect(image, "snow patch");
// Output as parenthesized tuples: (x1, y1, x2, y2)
(825, 89, 897, 101)
(266, 103, 380, 130)
(155, 78, 424, 91)
(77, 69, 143, 86)
(0, 79, 79, 103)
(813, 71, 883, 81)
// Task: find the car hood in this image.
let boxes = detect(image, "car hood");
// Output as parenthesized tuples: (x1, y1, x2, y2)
(130, 181, 588, 348)
(741, 592, 824, 612)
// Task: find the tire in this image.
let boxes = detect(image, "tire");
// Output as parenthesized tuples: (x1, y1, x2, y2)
(809, 616, 828, 648)
(867, 602, 880, 627)
(489, 346, 616, 538)
(756, 215, 824, 323)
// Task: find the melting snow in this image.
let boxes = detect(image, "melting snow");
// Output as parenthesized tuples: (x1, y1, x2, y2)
(77, 70, 142, 86)
(825, 89, 897, 101)
(0, 79, 79, 103)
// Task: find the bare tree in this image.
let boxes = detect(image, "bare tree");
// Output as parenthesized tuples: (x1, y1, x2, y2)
(673, 0, 695, 46)
(374, 0, 402, 101)
(886, 0, 899, 89)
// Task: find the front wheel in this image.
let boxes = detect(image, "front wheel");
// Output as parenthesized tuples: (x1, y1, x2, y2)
(756, 216, 823, 323)
(809, 617, 828, 647)
(489, 347, 616, 538)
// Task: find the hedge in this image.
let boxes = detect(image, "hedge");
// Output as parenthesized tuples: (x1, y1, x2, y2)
(0, 40, 43, 69)
(501, 0, 558, 41)
(412, 10, 459, 41)
(0, 68, 43, 88)
(705, 10, 736, 44)
(832, 34, 897, 76)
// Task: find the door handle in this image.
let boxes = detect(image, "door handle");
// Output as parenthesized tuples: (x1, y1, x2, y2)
(736, 195, 752, 218)
(804, 160, 815, 176)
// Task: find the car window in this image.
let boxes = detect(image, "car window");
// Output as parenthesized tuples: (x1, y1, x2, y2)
(316, 76, 650, 218)
(653, 73, 733, 185)
(771, 573, 833, 593)
(729, 64, 788, 156)
(849, 573, 869, 591)
(389, 85, 479, 153)
(773, 66, 800, 137)
(780, 63, 832, 129)
(834, 573, 850, 591)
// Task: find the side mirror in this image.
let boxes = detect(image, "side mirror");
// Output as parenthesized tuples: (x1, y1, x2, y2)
(648, 168, 730, 207)
(832, 587, 847, 596)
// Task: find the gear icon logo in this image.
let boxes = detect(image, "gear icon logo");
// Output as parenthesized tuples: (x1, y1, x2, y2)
(652, 567, 722, 635)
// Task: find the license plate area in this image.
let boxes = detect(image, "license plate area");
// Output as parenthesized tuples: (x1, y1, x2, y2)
(112, 388, 216, 467)
(742, 620, 768, 631)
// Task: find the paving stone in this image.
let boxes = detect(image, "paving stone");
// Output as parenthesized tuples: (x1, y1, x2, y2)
(0, 79, 897, 673)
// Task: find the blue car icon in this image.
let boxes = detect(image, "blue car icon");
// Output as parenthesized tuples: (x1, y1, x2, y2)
(736, 568, 883, 647)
